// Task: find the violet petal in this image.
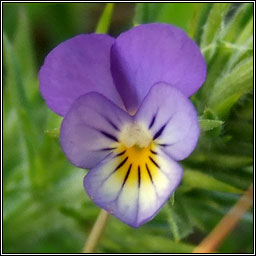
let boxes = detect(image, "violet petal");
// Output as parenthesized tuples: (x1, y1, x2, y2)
(60, 92, 132, 169)
(135, 82, 200, 161)
(39, 34, 124, 116)
(111, 23, 207, 113)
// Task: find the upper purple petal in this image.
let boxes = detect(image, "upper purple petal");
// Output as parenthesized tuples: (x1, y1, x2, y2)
(39, 34, 124, 116)
(111, 23, 207, 113)
(60, 92, 132, 169)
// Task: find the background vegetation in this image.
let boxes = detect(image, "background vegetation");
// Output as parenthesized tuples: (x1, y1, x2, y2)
(3, 3, 253, 253)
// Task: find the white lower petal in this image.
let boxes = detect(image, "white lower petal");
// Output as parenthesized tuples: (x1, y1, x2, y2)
(84, 146, 183, 227)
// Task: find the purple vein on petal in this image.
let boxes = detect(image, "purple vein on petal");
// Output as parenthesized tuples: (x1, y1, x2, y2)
(150, 149, 157, 155)
(153, 115, 174, 140)
(113, 163, 133, 198)
(149, 113, 157, 129)
(145, 164, 160, 200)
(113, 156, 129, 172)
(81, 104, 122, 132)
(148, 107, 159, 130)
(148, 156, 169, 179)
(148, 156, 160, 169)
(153, 123, 168, 140)
(98, 147, 117, 151)
(145, 164, 154, 184)
(99, 155, 129, 186)
(138, 166, 141, 188)
(103, 115, 120, 131)
(102, 164, 133, 206)
(99, 130, 119, 142)
(158, 143, 173, 147)
(122, 164, 132, 188)
(115, 150, 126, 157)
(99, 156, 129, 187)
(93, 108, 121, 132)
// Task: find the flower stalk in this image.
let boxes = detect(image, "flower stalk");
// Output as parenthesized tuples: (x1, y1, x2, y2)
(193, 184, 253, 253)
(83, 209, 110, 253)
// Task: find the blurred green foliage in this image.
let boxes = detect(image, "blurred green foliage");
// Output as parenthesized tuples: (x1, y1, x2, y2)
(3, 3, 253, 253)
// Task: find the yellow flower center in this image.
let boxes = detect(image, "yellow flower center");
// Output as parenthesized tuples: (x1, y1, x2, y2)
(109, 123, 160, 188)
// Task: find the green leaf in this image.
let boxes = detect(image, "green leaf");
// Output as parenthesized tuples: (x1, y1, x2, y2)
(182, 169, 243, 194)
(197, 5, 253, 110)
(3, 32, 40, 186)
(200, 3, 231, 60)
(208, 57, 253, 117)
(14, 7, 37, 99)
(182, 190, 238, 232)
(3, 3, 253, 253)
(103, 221, 195, 253)
(3, 32, 30, 113)
(170, 192, 175, 206)
(187, 151, 252, 170)
(134, 3, 196, 32)
(199, 119, 223, 132)
(44, 128, 60, 139)
(226, 121, 253, 144)
(188, 3, 212, 40)
(164, 201, 193, 242)
(198, 108, 223, 137)
(236, 16, 253, 45)
(95, 3, 114, 34)
(223, 35, 253, 73)
(222, 3, 253, 43)
(134, 3, 163, 25)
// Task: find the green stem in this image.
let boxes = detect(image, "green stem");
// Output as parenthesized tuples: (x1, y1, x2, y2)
(83, 209, 110, 253)
(95, 3, 114, 34)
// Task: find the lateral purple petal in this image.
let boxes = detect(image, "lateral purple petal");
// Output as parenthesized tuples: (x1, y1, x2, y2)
(39, 34, 124, 116)
(135, 82, 200, 161)
(111, 23, 207, 113)
(60, 92, 132, 169)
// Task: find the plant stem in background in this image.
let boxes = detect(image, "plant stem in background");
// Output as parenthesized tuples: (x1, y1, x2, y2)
(193, 184, 253, 253)
(83, 209, 110, 253)
(95, 3, 114, 34)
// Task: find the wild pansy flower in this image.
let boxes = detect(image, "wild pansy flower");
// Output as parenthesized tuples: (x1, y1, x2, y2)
(39, 23, 206, 227)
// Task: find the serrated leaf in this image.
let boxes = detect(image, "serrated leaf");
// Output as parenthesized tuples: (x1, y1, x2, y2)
(164, 201, 193, 242)
(208, 57, 253, 117)
(236, 16, 253, 45)
(221, 3, 253, 43)
(224, 35, 253, 73)
(200, 3, 231, 60)
(95, 3, 114, 34)
(199, 119, 223, 132)
(198, 5, 253, 110)
(201, 107, 218, 119)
